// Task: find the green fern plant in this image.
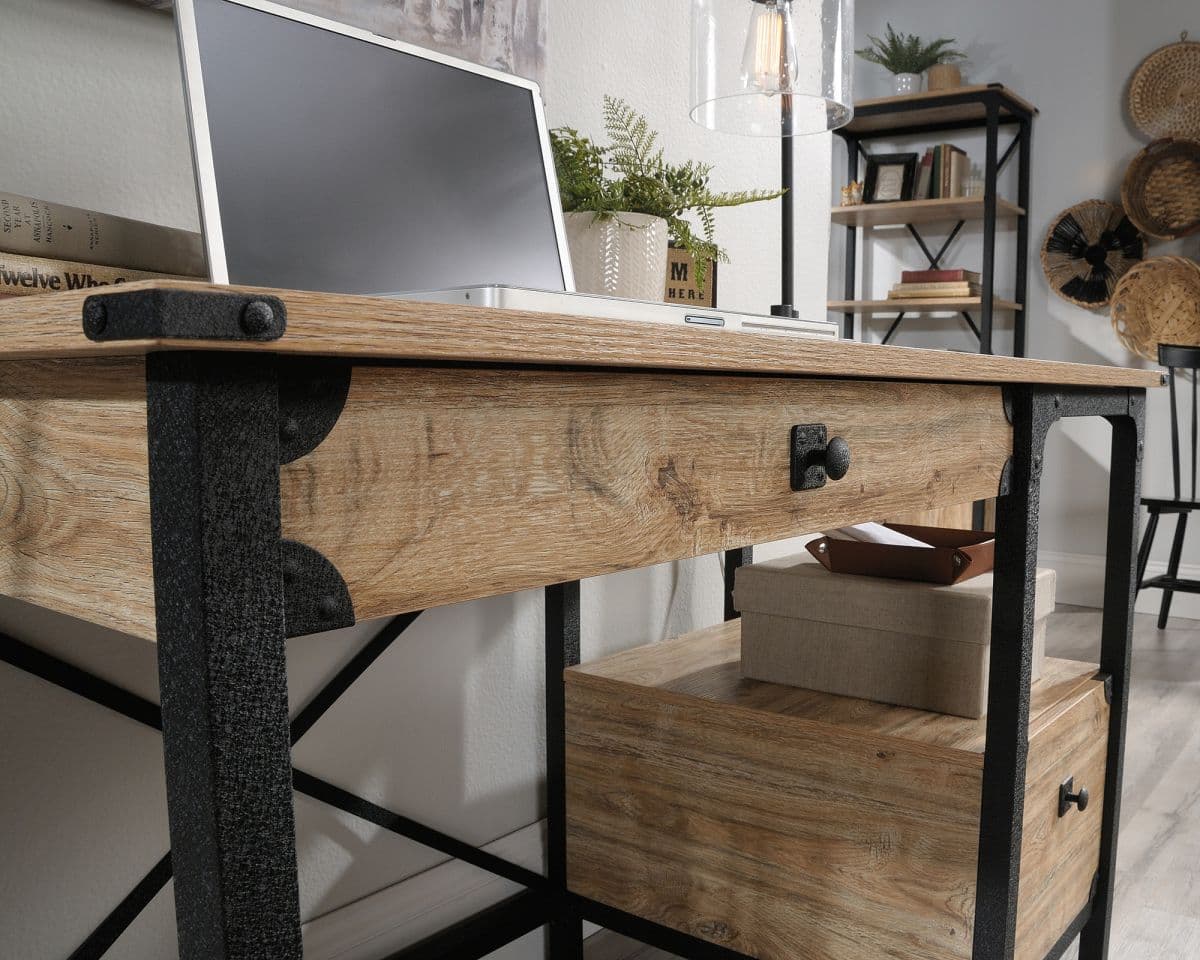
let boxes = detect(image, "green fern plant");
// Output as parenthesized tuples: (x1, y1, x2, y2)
(550, 95, 784, 291)
(856, 24, 965, 75)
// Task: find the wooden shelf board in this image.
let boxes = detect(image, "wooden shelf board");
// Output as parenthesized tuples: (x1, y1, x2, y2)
(828, 296, 1023, 316)
(843, 84, 1038, 136)
(831, 196, 1024, 227)
(569, 618, 1098, 756)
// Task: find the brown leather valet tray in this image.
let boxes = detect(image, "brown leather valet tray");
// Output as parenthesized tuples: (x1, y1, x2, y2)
(805, 523, 996, 585)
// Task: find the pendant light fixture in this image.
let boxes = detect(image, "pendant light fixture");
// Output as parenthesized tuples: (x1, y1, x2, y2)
(690, 0, 854, 317)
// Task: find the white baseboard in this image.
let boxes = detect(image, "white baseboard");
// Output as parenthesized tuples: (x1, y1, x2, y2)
(1040, 549, 1200, 621)
(302, 819, 598, 960)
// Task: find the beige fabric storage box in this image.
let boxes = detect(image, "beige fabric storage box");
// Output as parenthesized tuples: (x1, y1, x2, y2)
(733, 556, 1055, 718)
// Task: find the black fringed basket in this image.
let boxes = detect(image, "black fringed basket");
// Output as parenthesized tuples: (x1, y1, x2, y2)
(1042, 199, 1146, 308)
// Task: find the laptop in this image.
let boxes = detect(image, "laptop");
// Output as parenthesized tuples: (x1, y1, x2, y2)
(173, 0, 837, 341)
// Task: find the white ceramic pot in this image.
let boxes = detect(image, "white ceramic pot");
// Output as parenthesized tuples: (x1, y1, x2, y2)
(564, 211, 669, 301)
(892, 72, 922, 96)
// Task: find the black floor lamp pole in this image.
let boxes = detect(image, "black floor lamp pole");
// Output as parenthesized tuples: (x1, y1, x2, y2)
(773, 95, 798, 319)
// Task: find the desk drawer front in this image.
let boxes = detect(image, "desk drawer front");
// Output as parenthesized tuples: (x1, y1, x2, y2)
(281, 367, 1012, 620)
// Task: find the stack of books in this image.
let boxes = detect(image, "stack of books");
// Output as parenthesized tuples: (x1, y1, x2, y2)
(914, 144, 969, 201)
(0, 190, 204, 299)
(889, 268, 982, 300)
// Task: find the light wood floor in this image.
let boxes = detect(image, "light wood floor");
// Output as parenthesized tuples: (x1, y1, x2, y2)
(584, 605, 1200, 959)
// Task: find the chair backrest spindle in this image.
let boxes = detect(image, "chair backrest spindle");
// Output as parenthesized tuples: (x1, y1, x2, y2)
(1157, 344, 1200, 505)
(1191, 368, 1197, 502)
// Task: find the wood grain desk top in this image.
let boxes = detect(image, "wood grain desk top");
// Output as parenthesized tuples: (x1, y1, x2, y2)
(0, 281, 1162, 388)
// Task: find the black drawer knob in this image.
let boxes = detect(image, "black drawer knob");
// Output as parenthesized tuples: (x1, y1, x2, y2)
(790, 425, 852, 491)
(1059, 777, 1090, 817)
(825, 436, 851, 481)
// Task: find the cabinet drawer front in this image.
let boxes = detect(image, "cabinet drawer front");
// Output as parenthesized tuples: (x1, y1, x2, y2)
(281, 367, 1012, 619)
(1016, 678, 1110, 960)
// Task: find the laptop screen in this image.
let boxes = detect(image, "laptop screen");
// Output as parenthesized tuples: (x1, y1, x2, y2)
(181, 0, 570, 294)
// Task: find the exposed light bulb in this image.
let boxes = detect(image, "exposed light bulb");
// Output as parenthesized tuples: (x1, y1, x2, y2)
(740, 0, 798, 96)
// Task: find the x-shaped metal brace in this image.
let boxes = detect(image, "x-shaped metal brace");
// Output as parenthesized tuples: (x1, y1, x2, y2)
(0, 612, 545, 960)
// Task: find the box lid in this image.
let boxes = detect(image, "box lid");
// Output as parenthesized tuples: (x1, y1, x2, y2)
(733, 555, 1056, 646)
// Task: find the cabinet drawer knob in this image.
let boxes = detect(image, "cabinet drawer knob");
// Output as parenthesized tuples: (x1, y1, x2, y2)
(1059, 777, 1090, 817)
(825, 437, 852, 481)
(790, 425, 852, 491)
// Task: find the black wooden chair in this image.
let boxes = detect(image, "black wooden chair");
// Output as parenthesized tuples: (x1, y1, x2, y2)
(1138, 343, 1200, 627)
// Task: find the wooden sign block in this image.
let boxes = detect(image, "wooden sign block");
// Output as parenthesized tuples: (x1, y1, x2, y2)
(664, 246, 717, 308)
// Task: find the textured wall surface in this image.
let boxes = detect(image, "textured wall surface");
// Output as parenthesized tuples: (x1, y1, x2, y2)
(0, 0, 826, 958)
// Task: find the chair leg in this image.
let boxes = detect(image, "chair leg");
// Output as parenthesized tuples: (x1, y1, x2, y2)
(1136, 508, 1160, 589)
(1159, 513, 1189, 628)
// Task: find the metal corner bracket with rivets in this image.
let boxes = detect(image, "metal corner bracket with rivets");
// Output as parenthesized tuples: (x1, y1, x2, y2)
(82, 288, 287, 342)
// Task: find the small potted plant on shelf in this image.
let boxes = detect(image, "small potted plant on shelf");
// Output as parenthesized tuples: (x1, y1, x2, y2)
(551, 96, 782, 300)
(856, 24, 966, 96)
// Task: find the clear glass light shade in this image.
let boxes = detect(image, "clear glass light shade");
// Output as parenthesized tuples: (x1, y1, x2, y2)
(691, 0, 854, 136)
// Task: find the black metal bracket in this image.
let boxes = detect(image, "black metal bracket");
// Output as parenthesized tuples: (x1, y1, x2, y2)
(274, 357, 355, 636)
(277, 358, 352, 464)
(82, 289, 286, 342)
(281, 539, 354, 637)
(998, 458, 1014, 497)
(791, 424, 829, 490)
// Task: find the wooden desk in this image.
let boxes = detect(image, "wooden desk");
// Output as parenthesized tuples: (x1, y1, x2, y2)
(0, 282, 1158, 960)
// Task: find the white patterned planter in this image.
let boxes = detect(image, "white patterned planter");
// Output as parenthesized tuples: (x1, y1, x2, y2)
(564, 212, 669, 302)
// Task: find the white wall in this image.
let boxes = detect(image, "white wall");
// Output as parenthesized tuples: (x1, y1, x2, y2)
(0, 1, 828, 958)
(846, 0, 1200, 613)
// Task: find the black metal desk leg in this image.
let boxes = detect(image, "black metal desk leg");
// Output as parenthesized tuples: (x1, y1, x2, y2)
(724, 547, 752, 621)
(972, 388, 1052, 960)
(146, 352, 301, 960)
(546, 581, 584, 959)
(1079, 393, 1145, 959)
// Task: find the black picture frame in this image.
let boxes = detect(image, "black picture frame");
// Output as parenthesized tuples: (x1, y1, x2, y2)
(863, 153, 919, 203)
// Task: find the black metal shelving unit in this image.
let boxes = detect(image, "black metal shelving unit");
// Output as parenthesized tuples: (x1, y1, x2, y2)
(833, 84, 1038, 356)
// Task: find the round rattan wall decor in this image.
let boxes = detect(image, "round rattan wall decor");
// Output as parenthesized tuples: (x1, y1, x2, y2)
(1110, 256, 1200, 360)
(1129, 33, 1200, 140)
(1121, 138, 1200, 240)
(1042, 200, 1145, 308)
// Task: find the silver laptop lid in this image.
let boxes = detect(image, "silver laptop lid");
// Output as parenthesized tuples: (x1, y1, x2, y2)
(175, 0, 574, 295)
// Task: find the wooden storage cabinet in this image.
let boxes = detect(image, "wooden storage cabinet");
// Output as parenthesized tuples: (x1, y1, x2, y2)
(566, 621, 1108, 960)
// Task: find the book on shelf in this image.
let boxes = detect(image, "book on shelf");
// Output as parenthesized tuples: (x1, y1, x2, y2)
(889, 281, 981, 298)
(901, 268, 981, 284)
(921, 144, 968, 200)
(915, 149, 933, 201)
(948, 149, 967, 198)
(0, 251, 191, 298)
(0, 190, 205, 277)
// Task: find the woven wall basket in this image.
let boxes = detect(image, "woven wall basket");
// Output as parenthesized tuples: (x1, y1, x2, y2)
(1042, 200, 1145, 308)
(1110, 256, 1200, 360)
(1129, 33, 1200, 140)
(1121, 138, 1200, 240)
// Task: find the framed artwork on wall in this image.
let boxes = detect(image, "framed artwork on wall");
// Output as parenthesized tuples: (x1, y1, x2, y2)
(863, 153, 919, 203)
(132, 0, 548, 83)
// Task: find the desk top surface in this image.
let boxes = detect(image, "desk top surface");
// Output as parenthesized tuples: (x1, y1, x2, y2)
(0, 281, 1161, 388)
